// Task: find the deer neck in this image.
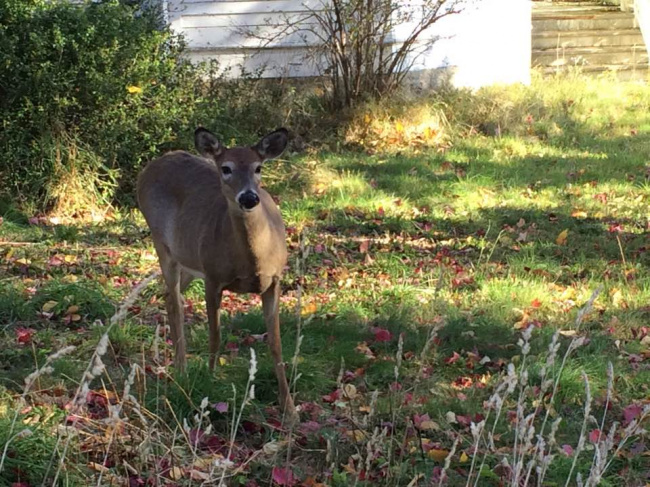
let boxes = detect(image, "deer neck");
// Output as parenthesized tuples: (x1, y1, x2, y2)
(225, 201, 274, 258)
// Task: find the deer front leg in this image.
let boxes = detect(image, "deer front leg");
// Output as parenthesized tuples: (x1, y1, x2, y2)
(262, 278, 298, 424)
(205, 279, 222, 370)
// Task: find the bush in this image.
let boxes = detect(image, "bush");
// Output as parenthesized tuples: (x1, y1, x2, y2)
(0, 0, 313, 214)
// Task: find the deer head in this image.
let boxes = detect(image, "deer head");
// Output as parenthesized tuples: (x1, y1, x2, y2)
(194, 127, 289, 212)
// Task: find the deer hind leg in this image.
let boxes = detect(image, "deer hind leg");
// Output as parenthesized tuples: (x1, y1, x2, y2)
(262, 278, 297, 423)
(205, 279, 223, 370)
(153, 242, 187, 370)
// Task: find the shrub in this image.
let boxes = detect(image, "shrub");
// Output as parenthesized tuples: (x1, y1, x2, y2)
(0, 0, 311, 214)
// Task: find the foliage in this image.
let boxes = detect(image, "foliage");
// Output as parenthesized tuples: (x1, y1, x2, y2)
(0, 0, 312, 214)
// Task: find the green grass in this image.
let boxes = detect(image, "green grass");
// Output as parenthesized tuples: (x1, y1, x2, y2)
(1, 72, 650, 485)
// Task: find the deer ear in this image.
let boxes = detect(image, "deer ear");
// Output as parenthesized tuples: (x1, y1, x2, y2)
(253, 128, 289, 161)
(194, 127, 224, 159)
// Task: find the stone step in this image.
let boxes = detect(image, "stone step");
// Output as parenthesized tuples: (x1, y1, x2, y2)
(540, 64, 650, 81)
(532, 45, 648, 67)
(532, 13, 636, 32)
(532, 29, 644, 49)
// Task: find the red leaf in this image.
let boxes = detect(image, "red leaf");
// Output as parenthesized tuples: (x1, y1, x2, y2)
(359, 240, 370, 253)
(530, 298, 542, 309)
(623, 404, 643, 425)
(213, 402, 228, 413)
(272, 467, 295, 486)
(589, 429, 602, 444)
(16, 327, 35, 345)
(456, 414, 472, 428)
(371, 327, 392, 342)
(561, 444, 574, 457)
(445, 351, 461, 365)
(322, 389, 340, 403)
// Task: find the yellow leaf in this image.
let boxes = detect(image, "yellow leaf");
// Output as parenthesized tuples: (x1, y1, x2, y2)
(556, 229, 569, 246)
(126, 85, 142, 94)
(42, 301, 58, 312)
(88, 462, 109, 473)
(169, 466, 183, 480)
(395, 121, 404, 133)
(301, 302, 318, 316)
(346, 429, 365, 443)
(559, 330, 577, 337)
(427, 449, 449, 462)
(343, 384, 358, 399)
(63, 254, 77, 264)
(218, 356, 227, 366)
(419, 420, 439, 431)
(571, 210, 588, 218)
(611, 288, 623, 307)
(460, 452, 469, 463)
(15, 258, 31, 266)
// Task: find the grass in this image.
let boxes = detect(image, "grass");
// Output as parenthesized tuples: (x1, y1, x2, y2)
(1, 71, 650, 485)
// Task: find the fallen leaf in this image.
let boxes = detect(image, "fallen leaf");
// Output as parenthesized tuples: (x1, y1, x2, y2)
(301, 302, 318, 316)
(263, 440, 287, 455)
(556, 229, 569, 246)
(559, 330, 577, 337)
(561, 444, 574, 457)
(427, 449, 449, 462)
(42, 301, 58, 313)
(589, 429, 602, 444)
(445, 351, 461, 364)
(126, 85, 142, 94)
(346, 429, 365, 443)
(571, 210, 588, 218)
(623, 404, 643, 425)
(213, 402, 228, 413)
(342, 384, 358, 399)
(16, 327, 36, 345)
(272, 466, 295, 486)
(371, 327, 392, 342)
(359, 239, 370, 253)
(460, 452, 469, 463)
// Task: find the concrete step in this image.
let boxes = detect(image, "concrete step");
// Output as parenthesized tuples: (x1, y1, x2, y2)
(532, 3, 621, 15)
(532, 13, 636, 32)
(532, 29, 645, 49)
(532, 45, 648, 67)
(541, 64, 650, 81)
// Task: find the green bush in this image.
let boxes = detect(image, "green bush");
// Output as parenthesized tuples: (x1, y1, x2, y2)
(0, 0, 310, 213)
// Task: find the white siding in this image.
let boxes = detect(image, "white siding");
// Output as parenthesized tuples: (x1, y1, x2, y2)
(168, 0, 532, 87)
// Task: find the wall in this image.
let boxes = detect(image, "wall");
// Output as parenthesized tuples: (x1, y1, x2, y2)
(167, 0, 532, 87)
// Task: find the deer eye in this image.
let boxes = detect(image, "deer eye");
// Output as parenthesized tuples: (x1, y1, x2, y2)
(255, 166, 262, 174)
(221, 166, 232, 175)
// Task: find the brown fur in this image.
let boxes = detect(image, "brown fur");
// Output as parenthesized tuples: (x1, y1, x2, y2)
(137, 128, 296, 420)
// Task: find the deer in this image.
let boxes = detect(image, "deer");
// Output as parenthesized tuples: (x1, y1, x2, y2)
(137, 127, 297, 421)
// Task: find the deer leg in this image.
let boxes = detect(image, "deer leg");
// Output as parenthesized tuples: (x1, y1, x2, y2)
(262, 279, 297, 423)
(205, 279, 222, 370)
(154, 242, 186, 370)
(180, 270, 195, 293)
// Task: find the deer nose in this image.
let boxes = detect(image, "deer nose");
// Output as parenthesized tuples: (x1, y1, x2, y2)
(238, 190, 260, 210)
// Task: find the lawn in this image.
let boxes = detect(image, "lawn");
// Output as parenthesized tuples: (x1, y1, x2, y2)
(1, 73, 650, 486)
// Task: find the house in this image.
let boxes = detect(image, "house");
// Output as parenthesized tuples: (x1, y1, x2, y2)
(164, 0, 532, 89)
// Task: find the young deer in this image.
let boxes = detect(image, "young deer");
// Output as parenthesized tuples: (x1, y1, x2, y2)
(137, 127, 296, 419)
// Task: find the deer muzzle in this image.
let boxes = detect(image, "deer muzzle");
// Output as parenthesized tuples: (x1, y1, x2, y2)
(237, 190, 260, 211)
